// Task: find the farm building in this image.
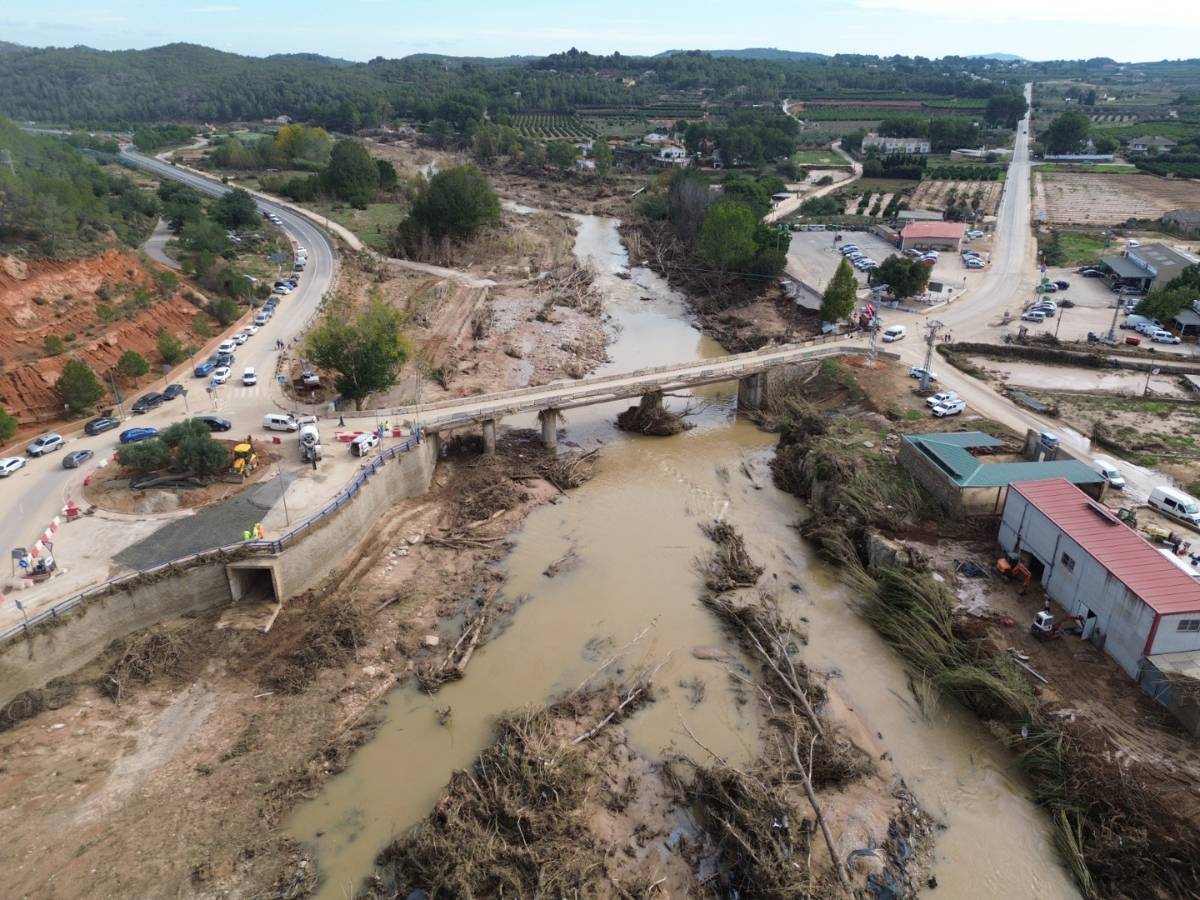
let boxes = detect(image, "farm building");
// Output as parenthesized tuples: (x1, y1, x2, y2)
(1164, 208, 1200, 236)
(1101, 242, 1199, 293)
(998, 479, 1200, 732)
(653, 145, 689, 167)
(896, 209, 944, 224)
(899, 221, 966, 252)
(1128, 136, 1178, 155)
(862, 133, 931, 155)
(898, 432, 1105, 517)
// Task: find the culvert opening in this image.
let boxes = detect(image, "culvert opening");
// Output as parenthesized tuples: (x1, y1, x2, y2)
(226, 564, 280, 606)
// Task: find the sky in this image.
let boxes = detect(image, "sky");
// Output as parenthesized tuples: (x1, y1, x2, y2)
(2, 0, 1199, 62)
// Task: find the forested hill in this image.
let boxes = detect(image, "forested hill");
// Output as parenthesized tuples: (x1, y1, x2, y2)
(0, 41, 1019, 129)
(0, 115, 159, 257)
(655, 48, 828, 61)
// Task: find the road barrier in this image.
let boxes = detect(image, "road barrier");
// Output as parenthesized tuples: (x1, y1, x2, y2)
(0, 433, 422, 643)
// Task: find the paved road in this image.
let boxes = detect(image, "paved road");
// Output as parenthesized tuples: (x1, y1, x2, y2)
(0, 147, 340, 624)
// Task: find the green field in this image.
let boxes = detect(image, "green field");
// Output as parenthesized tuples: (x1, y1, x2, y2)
(1091, 121, 1200, 142)
(580, 116, 646, 139)
(792, 148, 845, 166)
(511, 114, 598, 140)
(1044, 231, 1113, 267)
(308, 202, 406, 252)
(1036, 163, 1137, 174)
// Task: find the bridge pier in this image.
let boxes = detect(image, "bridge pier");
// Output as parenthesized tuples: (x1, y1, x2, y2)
(540, 409, 559, 450)
(737, 372, 767, 412)
(482, 418, 497, 455)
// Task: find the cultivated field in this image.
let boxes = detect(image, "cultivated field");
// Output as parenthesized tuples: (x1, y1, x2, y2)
(511, 115, 599, 140)
(910, 179, 1003, 215)
(1035, 172, 1200, 225)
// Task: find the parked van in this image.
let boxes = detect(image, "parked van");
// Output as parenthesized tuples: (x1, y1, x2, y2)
(1149, 486, 1200, 527)
(882, 325, 907, 342)
(255, 311, 270, 326)
(350, 432, 379, 457)
(1123, 314, 1161, 332)
(262, 413, 299, 432)
(1091, 457, 1126, 490)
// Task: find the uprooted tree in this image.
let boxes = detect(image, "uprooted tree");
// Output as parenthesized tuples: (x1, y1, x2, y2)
(305, 295, 410, 409)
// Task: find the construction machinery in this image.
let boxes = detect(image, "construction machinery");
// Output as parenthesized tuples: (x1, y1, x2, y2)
(231, 443, 258, 481)
(1031, 611, 1084, 641)
(299, 423, 322, 463)
(23, 553, 57, 584)
(996, 555, 1033, 594)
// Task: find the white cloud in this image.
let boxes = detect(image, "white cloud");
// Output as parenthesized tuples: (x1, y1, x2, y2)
(853, 0, 1197, 25)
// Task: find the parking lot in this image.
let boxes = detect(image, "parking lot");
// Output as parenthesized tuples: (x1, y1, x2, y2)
(1015, 266, 1199, 357)
(784, 229, 991, 304)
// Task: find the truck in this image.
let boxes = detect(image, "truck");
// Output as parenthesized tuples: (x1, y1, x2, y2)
(299, 423, 322, 463)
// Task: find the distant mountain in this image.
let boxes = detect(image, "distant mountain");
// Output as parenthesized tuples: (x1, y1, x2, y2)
(399, 53, 540, 67)
(968, 53, 1026, 62)
(655, 48, 828, 62)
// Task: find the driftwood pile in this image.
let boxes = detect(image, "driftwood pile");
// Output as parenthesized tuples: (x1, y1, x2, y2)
(615, 390, 691, 436)
(534, 261, 601, 316)
(697, 521, 765, 592)
(98, 630, 186, 703)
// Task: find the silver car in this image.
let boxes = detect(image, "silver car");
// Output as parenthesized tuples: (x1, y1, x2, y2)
(26, 433, 65, 457)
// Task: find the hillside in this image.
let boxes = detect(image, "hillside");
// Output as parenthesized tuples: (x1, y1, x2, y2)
(655, 48, 828, 61)
(0, 115, 159, 257)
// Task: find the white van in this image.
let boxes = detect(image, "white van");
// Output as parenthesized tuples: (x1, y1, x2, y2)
(262, 413, 299, 432)
(1149, 486, 1200, 527)
(350, 432, 379, 457)
(255, 311, 270, 326)
(1091, 457, 1125, 490)
(882, 325, 906, 342)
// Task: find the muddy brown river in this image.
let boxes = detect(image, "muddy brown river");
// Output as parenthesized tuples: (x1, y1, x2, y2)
(289, 215, 1080, 899)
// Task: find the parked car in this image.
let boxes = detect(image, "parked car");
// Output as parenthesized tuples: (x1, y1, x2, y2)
(1124, 335, 1141, 346)
(1054, 280, 1071, 290)
(1031, 305, 1056, 318)
(215, 352, 235, 368)
(909, 366, 938, 381)
(1038, 283, 1058, 293)
(62, 449, 94, 469)
(277, 285, 292, 295)
(193, 415, 232, 432)
(194, 359, 217, 378)
(919, 256, 936, 265)
(217, 339, 237, 355)
(966, 229, 984, 239)
(84, 416, 120, 435)
(301, 371, 321, 387)
(965, 258, 985, 269)
(242, 324, 259, 335)
(926, 391, 961, 408)
(243, 367, 257, 386)
(1021, 310, 1047, 322)
(882, 325, 906, 342)
(162, 383, 185, 400)
(922, 250, 940, 259)
(131, 392, 164, 414)
(233, 332, 249, 345)
(0, 457, 26, 477)
(904, 248, 923, 258)
(211, 366, 231, 385)
(26, 433, 65, 457)
(1152, 330, 1181, 344)
(1080, 268, 1105, 278)
(1149, 485, 1200, 527)
(932, 399, 966, 417)
(119, 427, 158, 444)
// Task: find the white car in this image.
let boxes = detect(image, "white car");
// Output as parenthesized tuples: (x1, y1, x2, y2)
(242, 324, 259, 335)
(1152, 330, 1181, 345)
(932, 399, 966, 417)
(277, 285, 292, 295)
(926, 391, 960, 408)
(909, 366, 938, 382)
(217, 339, 237, 354)
(233, 332, 249, 345)
(242, 367, 257, 386)
(965, 258, 985, 269)
(922, 250, 940, 259)
(211, 366, 231, 385)
(967, 229, 984, 239)
(0, 456, 26, 477)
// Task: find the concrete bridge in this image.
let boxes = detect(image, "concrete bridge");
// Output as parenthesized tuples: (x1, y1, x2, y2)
(373, 332, 871, 451)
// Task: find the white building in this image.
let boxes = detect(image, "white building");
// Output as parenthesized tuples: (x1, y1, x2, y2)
(999, 478, 1200, 682)
(653, 145, 689, 167)
(862, 133, 930, 156)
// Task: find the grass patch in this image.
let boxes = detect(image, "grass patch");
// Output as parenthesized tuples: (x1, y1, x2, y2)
(792, 148, 843, 166)
(1036, 163, 1137, 174)
(307, 202, 406, 252)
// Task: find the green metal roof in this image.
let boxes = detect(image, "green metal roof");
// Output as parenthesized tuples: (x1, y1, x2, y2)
(903, 432, 1105, 489)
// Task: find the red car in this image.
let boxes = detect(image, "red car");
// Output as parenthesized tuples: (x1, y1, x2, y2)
(1124, 336, 1141, 346)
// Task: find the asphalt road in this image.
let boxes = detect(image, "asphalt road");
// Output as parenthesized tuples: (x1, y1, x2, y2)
(0, 148, 337, 600)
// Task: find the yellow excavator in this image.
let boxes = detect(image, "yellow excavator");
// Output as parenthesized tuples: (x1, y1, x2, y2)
(231, 443, 258, 481)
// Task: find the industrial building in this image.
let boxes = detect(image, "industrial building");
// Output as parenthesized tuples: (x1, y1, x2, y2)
(898, 432, 1105, 517)
(1100, 242, 1198, 294)
(998, 479, 1200, 733)
(899, 221, 966, 253)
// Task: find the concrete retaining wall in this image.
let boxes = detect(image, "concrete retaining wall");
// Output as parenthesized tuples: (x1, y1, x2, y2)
(0, 439, 438, 708)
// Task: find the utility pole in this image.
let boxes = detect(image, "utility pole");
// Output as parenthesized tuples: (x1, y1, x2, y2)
(107, 368, 124, 418)
(276, 462, 291, 525)
(1107, 290, 1124, 342)
(920, 319, 943, 393)
(866, 320, 880, 367)
(1055, 306, 1066, 339)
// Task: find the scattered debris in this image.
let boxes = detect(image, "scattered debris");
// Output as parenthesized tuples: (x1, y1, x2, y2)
(697, 521, 765, 592)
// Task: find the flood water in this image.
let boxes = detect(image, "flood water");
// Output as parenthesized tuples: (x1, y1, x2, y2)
(289, 216, 1080, 900)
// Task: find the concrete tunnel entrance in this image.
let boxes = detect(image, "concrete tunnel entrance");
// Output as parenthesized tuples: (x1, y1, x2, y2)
(223, 561, 285, 631)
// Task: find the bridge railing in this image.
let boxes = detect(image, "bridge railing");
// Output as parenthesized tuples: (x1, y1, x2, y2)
(0, 433, 423, 643)
(339, 331, 863, 423)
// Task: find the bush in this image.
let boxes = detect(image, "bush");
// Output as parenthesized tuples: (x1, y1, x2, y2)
(117, 350, 150, 379)
(192, 313, 213, 338)
(208, 296, 240, 326)
(157, 329, 186, 365)
(43, 335, 65, 357)
(397, 164, 500, 244)
(117, 439, 171, 473)
(0, 406, 17, 442)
